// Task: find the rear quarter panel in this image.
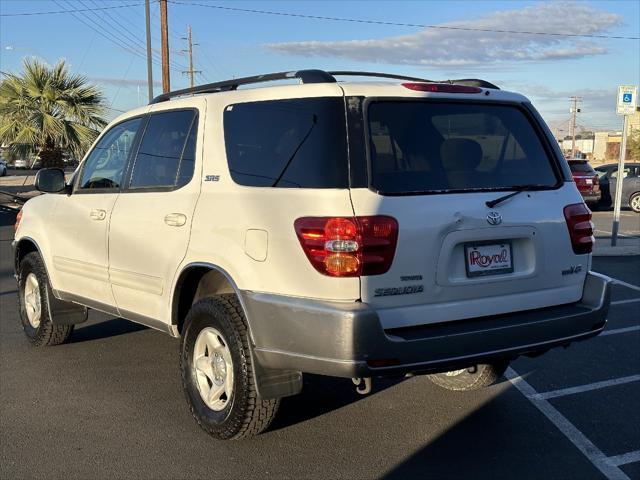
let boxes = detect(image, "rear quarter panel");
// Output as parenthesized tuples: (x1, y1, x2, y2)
(177, 86, 360, 301)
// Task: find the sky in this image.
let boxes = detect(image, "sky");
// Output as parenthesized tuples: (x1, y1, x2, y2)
(1, 0, 639, 133)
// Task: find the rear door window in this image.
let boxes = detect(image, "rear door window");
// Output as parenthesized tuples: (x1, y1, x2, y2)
(367, 101, 560, 194)
(129, 109, 197, 189)
(223, 98, 348, 188)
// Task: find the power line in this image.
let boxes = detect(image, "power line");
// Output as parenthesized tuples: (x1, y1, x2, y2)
(52, 0, 147, 61)
(80, 0, 161, 64)
(83, 0, 183, 72)
(53, 0, 185, 74)
(1, 2, 144, 17)
(169, 0, 640, 41)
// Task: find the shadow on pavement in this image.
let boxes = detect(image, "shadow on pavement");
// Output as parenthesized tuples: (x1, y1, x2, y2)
(271, 374, 405, 432)
(70, 318, 149, 343)
(379, 375, 599, 480)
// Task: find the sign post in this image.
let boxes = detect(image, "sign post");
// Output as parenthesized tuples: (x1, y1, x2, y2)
(612, 85, 637, 246)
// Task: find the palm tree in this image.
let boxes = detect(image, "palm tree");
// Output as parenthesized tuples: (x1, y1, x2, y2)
(0, 58, 107, 168)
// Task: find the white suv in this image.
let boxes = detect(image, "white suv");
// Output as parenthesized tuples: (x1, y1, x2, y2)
(13, 70, 611, 440)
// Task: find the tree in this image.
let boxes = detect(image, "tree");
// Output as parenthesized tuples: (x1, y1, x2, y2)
(627, 129, 640, 161)
(0, 58, 107, 168)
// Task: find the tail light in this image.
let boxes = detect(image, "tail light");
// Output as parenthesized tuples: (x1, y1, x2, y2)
(563, 203, 594, 254)
(402, 82, 482, 94)
(14, 210, 23, 232)
(294, 216, 399, 277)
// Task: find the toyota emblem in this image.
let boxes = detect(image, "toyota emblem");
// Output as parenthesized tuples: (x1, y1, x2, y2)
(486, 211, 502, 225)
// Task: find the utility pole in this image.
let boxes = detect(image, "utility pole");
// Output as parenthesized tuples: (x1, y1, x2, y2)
(144, 0, 153, 102)
(182, 26, 201, 88)
(569, 96, 582, 158)
(159, 0, 170, 93)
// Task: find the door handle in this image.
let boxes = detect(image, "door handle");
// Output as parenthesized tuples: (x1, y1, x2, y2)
(164, 213, 187, 227)
(90, 209, 107, 221)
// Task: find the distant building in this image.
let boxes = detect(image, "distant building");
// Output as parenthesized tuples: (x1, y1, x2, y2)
(627, 110, 640, 136)
(593, 132, 609, 162)
(561, 138, 594, 158)
(593, 132, 622, 165)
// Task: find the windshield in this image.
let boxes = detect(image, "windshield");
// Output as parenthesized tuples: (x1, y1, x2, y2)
(366, 101, 560, 194)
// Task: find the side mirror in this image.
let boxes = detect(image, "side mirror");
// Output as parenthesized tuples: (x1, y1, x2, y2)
(34, 168, 66, 193)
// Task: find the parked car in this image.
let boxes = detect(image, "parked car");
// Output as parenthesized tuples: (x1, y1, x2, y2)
(0, 158, 7, 176)
(567, 159, 601, 208)
(595, 162, 640, 213)
(13, 70, 611, 440)
(13, 159, 28, 169)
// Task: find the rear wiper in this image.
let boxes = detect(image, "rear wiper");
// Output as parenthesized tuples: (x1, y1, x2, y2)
(271, 114, 317, 187)
(485, 185, 544, 208)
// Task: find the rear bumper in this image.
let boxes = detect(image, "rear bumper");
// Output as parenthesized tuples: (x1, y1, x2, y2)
(580, 192, 602, 203)
(242, 272, 611, 378)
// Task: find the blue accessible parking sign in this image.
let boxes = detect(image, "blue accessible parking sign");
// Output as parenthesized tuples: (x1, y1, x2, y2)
(617, 85, 637, 115)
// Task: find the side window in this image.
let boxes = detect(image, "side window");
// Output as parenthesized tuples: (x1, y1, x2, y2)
(611, 168, 630, 179)
(79, 117, 142, 190)
(223, 98, 349, 188)
(177, 122, 197, 188)
(129, 110, 197, 189)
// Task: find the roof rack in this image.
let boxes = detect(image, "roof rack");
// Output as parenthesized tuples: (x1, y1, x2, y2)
(445, 78, 500, 90)
(150, 69, 499, 104)
(150, 69, 335, 104)
(328, 71, 434, 82)
(329, 71, 500, 90)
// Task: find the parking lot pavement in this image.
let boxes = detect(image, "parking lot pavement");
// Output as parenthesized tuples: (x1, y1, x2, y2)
(1, 208, 639, 480)
(592, 210, 639, 239)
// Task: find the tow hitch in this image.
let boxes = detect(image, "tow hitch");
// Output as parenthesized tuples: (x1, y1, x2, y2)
(352, 377, 372, 395)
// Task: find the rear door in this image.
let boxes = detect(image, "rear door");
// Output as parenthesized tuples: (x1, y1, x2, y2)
(108, 107, 202, 325)
(349, 99, 586, 329)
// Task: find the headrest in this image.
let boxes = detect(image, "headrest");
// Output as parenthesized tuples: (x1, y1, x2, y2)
(440, 138, 483, 171)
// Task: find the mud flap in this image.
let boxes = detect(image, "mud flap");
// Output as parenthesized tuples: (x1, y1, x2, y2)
(46, 289, 88, 326)
(250, 345, 303, 400)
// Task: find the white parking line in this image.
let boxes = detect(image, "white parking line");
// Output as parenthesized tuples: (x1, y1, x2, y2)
(532, 375, 640, 400)
(601, 325, 640, 336)
(506, 367, 631, 480)
(611, 278, 640, 293)
(611, 298, 640, 306)
(608, 450, 640, 467)
(595, 229, 638, 239)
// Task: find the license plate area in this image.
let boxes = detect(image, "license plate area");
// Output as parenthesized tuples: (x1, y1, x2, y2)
(464, 241, 514, 278)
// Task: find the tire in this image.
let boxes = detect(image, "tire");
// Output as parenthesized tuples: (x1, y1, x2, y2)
(180, 295, 279, 440)
(18, 252, 74, 346)
(427, 361, 509, 391)
(629, 192, 640, 213)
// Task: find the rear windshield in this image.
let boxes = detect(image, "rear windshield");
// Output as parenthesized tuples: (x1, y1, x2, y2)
(568, 161, 595, 174)
(223, 98, 348, 188)
(367, 101, 559, 194)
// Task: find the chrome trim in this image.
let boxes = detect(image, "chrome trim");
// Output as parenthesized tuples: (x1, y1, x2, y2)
(56, 290, 176, 336)
(56, 290, 120, 317)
